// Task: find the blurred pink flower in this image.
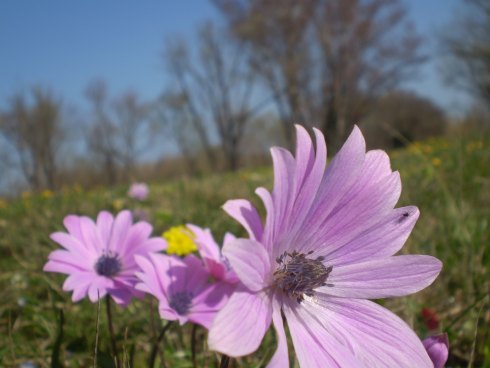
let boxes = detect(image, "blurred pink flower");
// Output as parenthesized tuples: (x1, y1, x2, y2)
(135, 254, 233, 328)
(208, 125, 442, 367)
(186, 224, 239, 284)
(128, 182, 149, 200)
(423, 334, 449, 368)
(44, 210, 166, 305)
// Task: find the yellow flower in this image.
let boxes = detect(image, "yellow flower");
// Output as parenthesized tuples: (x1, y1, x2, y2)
(432, 157, 441, 167)
(42, 190, 53, 199)
(112, 199, 125, 211)
(163, 226, 197, 256)
(21, 191, 31, 200)
(0, 198, 7, 209)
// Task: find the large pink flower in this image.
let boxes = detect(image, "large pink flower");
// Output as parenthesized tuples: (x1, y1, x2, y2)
(135, 254, 234, 328)
(208, 125, 443, 367)
(44, 210, 166, 305)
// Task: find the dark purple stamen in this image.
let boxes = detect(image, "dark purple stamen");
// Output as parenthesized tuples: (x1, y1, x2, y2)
(169, 291, 193, 315)
(94, 253, 122, 277)
(274, 250, 333, 303)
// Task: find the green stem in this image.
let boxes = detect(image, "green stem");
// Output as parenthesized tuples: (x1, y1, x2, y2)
(149, 321, 173, 368)
(191, 324, 198, 367)
(105, 296, 120, 367)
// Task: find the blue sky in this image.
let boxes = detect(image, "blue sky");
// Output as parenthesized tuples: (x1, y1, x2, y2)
(0, 0, 469, 115)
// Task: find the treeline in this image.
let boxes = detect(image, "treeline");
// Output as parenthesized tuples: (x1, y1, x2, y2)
(1, 0, 489, 194)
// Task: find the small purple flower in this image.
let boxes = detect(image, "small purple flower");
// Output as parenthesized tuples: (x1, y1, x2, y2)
(186, 224, 239, 284)
(135, 254, 233, 328)
(44, 210, 166, 306)
(208, 125, 443, 367)
(423, 334, 449, 368)
(128, 182, 149, 201)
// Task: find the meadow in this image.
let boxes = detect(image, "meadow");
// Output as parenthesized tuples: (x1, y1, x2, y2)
(0, 131, 489, 367)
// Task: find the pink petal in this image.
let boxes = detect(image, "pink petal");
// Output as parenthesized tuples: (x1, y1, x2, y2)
(79, 216, 105, 253)
(43, 260, 83, 274)
(282, 299, 364, 367)
(321, 255, 442, 298)
(120, 221, 152, 255)
(63, 215, 83, 240)
(208, 285, 272, 357)
(187, 224, 220, 260)
(266, 295, 289, 368)
(297, 170, 401, 255)
(286, 128, 326, 236)
(108, 210, 132, 253)
(96, 211, 114, 245)
(325, 206, 420, 265)
(267, 147, 295, 245)
(88, 277, 114, 302)
(47, 249, 93, 270)
(305, 296, 433, 367)
(134, 254, 168, 300)
(222, 239, 271, 291)
(222, 200, 263, 241)
(183, 254, 210, 293)
(62, 272, 95, 291)
(49, 232, 96, 258)
(287, 126, 366, 253)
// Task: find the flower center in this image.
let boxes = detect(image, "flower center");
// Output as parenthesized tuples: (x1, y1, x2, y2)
(273, 251, 333, 303)
(94, 253, 122, 277)
(169, 291, 193, 315)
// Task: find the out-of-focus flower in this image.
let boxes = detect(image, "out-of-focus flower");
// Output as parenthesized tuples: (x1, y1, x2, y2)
(135, 254, 233, 328)
(128, 182, 149, 201)
(21, 191, 31, 201)
(44, 210, 167, 305)
(432, 158, 441, 167)
(164, 226, 197, 256)
(42, 190, 53, 199)
(423, 334, 449, 368)
(112, 199, 125, 211)
(421, 307, 440, 331)
(0, 198, 7, 209)
(209, 125, 442, 367)
(187, 224, 239, 284)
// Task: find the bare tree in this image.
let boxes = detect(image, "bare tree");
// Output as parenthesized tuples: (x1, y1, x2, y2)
(162, 23, 269, 171)
(360, 91, 447, 149)
(0, 87, 64, 190)
(85, 80, 152, 185)
(113, 91, 151, 175)
(85, 80, 121, 185)
(214, 0, 425, 149)
(442, 0, 490, 108)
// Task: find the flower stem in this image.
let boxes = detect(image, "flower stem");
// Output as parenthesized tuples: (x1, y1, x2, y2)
(220, 354, 231, 368)
(105, 296, 120, 367)
(149, 321, 173, 368)
(191, 324, 198, 367)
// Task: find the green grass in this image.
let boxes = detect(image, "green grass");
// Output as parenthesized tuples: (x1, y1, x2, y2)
(0, 132, 489, 367)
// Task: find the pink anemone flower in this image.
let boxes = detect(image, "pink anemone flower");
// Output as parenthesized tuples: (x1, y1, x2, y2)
(44, 210, 166, 306)
(135, 254, 234, 328)
(128, 182, 149, 201)
(208, 125, 442, 367)
(186, 224, 239, 284)
(423, 334, 449, 368)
